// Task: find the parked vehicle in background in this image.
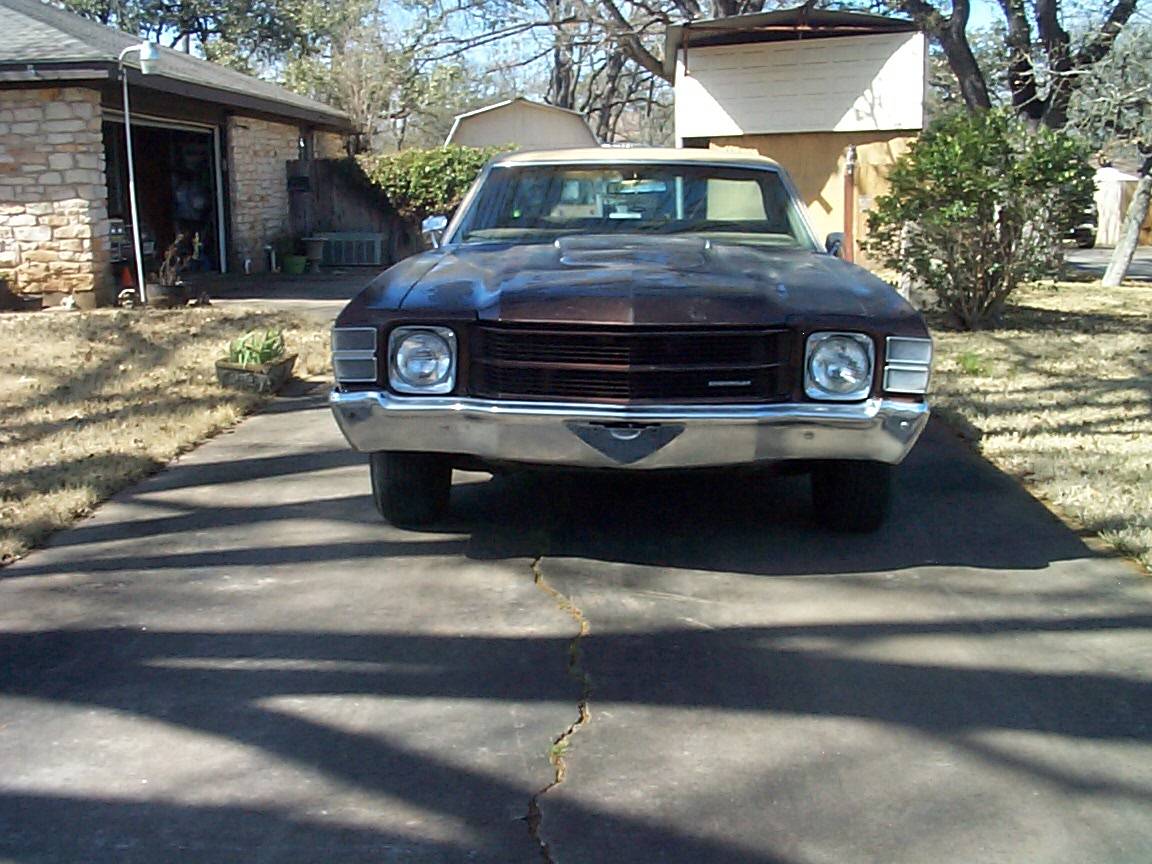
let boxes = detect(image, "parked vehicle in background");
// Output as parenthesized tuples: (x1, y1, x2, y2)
(330, 149, 933, 531)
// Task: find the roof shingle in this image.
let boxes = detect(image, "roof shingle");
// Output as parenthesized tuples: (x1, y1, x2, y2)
(0, 0, 351, 130)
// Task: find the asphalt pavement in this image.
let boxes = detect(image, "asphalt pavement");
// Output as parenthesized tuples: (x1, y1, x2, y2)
(2, 394, 1151, 863)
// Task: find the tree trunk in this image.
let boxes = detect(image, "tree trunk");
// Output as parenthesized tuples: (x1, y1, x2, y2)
(944, 38, 994, 111)
(897, 0, 993, 112)
(547, 0, 577, 109)
(1102, 155, 1152, 288)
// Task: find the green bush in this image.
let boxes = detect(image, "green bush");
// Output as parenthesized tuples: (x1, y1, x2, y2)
(866, 110, 1094, 330)
(359, 145, 510, 221)
(227, 329, 286, 365)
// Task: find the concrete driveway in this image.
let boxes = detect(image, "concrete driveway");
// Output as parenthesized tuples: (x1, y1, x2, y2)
(1065, 245, 1152, 281)
(2, 394, 1151, 863)
(185, 269, 374, 321)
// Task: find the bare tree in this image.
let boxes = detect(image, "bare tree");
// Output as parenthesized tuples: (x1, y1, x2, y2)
(886, 0, 1139, 130)
(413, 0, 769, 143)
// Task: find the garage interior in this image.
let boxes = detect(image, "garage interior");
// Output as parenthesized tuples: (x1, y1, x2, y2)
(102, 116, 226, 278)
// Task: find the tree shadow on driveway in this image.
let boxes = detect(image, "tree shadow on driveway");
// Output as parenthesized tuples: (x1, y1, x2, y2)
(3, 401, 1150, 861)
(4, 416, 1109, 583)
(2, 615, 1151, 863)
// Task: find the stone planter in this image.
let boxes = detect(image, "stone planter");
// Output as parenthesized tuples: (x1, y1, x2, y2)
(215, 354, 297, 394)
(302, 237, 328, 273)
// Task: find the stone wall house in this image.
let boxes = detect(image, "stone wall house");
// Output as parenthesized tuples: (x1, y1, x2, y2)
(226, 117, 304, 273)
(0, 87, 110, 305)
(0, 0, 354, 307)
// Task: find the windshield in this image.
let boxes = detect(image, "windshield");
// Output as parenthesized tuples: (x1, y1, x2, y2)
(452, 163, 818, 250)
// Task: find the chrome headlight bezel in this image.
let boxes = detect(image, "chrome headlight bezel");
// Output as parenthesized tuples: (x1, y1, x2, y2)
(388, 326, 457, 395)
(804, 331, 875, 402)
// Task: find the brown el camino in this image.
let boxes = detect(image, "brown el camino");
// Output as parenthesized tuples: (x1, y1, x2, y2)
(330, 148, 932, 531)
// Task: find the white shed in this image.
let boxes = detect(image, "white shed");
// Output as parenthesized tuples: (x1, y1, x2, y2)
(666, 7, 925, 261)
(1094, 165, 1152, 247)
(445, 98, 599, 149)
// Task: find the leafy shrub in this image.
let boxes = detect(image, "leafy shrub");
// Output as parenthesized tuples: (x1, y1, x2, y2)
(867, 110, 1094, 330)
(227, 329, 286, 365)
(359, 145, 510, 220)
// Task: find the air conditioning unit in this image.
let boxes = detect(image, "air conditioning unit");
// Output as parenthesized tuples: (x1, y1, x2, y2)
(318, 232, 386, 266)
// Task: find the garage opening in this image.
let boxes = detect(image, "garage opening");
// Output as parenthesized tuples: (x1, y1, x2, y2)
(102, 115, 227, 280)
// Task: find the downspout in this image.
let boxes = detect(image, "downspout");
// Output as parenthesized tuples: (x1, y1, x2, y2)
(843, 144, 857, 263)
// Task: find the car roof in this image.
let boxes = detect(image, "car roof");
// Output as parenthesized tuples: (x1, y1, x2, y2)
(492, 147, 781, 171)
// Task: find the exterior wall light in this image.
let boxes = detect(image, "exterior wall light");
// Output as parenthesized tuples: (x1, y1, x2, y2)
(117, 41, 161, 304)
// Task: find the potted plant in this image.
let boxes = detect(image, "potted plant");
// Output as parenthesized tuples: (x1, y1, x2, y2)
(148, 233, 191, 307)
(215, 328, 297, 393)
(282, 252, 308, 275)
(268, 234, 307, 274)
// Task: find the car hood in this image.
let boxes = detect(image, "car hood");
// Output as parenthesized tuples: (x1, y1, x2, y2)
(362, 235, 918, 327)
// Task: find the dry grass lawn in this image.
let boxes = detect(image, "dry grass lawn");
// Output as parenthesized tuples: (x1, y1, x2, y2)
(930, 281, 1152, 571)
(0, 307, 331, 564)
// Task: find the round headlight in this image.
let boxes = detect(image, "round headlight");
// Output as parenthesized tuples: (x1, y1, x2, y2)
(393, 330, 453, 389)
(807, 334, 873, 398)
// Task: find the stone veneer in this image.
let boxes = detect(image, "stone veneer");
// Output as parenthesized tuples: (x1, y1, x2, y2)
(316, 131, 346, 159)
(226, 116, 301, 272)
(0, 87, 109, 305)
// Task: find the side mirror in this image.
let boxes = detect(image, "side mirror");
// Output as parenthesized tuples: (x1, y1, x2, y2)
(825, 232, 844, 258)
(421, 215, 448, 249)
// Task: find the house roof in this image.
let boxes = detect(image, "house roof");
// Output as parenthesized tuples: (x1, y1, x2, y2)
(0, 0, 353, 131)
(1096, 165, 1140, 182)
(452, 97, 588, 123)
(664, 6, 918, 78)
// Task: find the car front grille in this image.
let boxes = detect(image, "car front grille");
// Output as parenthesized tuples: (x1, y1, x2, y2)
(469, 325, 792, 403)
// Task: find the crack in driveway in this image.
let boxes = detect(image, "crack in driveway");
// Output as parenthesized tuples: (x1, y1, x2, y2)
(526, 555, 591, 863)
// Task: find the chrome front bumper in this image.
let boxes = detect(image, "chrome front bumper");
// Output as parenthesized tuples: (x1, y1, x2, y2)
(330, 390, 929, 469)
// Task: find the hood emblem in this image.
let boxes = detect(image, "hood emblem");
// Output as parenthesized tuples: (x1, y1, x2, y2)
(707, 379, 753, 388)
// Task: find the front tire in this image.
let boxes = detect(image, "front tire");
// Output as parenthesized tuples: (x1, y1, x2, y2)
(370, 452, 451, 527)
(810, 460, 892, 532)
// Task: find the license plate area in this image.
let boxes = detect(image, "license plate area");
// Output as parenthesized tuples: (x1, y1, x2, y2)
(565, 421, 685, 464)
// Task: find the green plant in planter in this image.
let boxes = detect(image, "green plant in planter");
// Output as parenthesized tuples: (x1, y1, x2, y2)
(228, 329, 286, 366)
(217, 328, 296, 394)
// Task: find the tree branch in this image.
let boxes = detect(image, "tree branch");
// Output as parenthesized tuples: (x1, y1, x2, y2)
(896, 0, 992, 110)
(1074, 0, 1139, 68)
(996, 0, 1042, 120)
(591, 0, 670, 82)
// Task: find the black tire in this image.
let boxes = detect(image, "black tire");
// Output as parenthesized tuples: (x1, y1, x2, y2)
(369, 451, 451, 527)
(1075, 229, 1096, 249)
(810, 460, 892, 532)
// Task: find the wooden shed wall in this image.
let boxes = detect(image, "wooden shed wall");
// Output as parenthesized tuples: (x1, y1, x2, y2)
(710, 130, 915, 261)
